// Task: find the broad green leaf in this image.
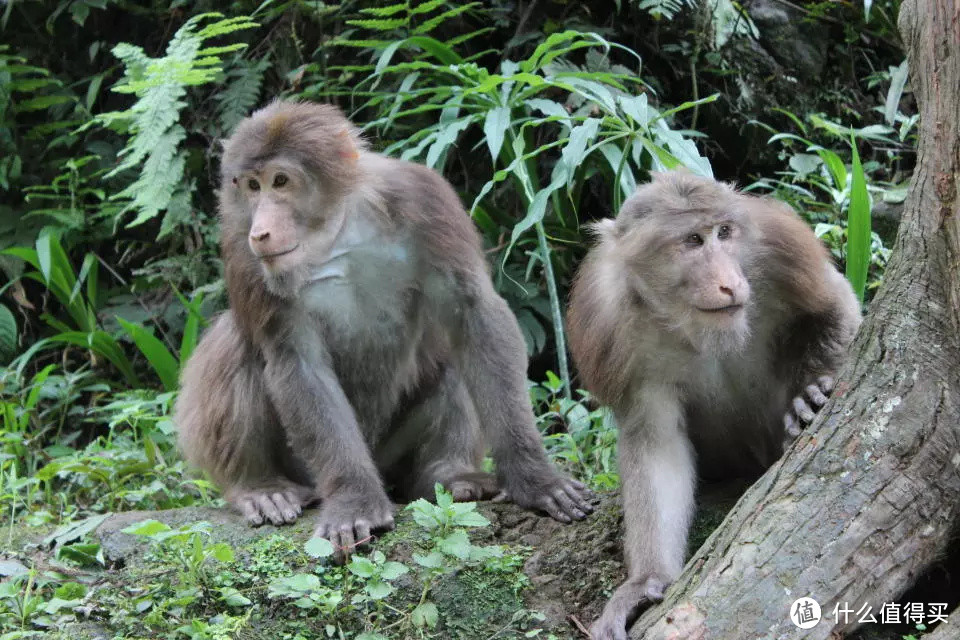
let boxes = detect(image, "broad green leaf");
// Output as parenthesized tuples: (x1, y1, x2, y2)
(788, 153, 822, 177)
(413, 551, 444, 568)
(364, 579, 394, 600)
(348, 556, 376, 578)
(118, 318, 179, 390)
(846, 136, 871, 304)
(380, 561, 409, 580)
(220, 587, 252, 607)
(412, 602, 439, 628)
(305, 536, 335, 559)
(210, 542, 234, 562)
(438, 530, 472, 559)
(121, 519, 172, 537)
(406, 35, 463, 65)
(0, 303, 16, 362)
(451, 508, 490, 528)
(483, 106, 511, 163)
(43, 513, 112, 548)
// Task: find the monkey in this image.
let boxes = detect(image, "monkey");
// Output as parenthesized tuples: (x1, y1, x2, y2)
(175, 101, 592, 562)
(566, 172, 861, 640)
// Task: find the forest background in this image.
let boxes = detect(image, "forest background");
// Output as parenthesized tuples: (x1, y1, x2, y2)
(0, 1, 920, 639)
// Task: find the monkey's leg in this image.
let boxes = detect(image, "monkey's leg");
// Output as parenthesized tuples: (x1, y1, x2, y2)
(398, 367, 499, 502)
(262, 346, 395, 562)
(459, 287, 593, 522)
(177, 314, 314, 527)
(591, 388, 696, 640)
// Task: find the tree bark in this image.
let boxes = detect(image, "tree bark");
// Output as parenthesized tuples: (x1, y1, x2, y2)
(631, 1, 960, 638)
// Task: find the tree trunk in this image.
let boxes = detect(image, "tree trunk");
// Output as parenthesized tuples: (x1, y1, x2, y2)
(631, 1, 960, 638)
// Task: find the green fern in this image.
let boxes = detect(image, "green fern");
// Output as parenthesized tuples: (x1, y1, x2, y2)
(98, 13, 256, 231)
(634, 0, 697, 20)
(329, 0, 483, 75)
(217, 56, 270, 133)
(0, 46, 70, 190)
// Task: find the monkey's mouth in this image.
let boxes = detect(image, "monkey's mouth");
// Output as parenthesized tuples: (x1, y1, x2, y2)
(257, 244, 301, 261)
(697, 304, 744, 315)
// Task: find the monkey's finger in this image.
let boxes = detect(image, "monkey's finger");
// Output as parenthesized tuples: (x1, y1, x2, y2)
(792, 396, 816, 423)
(338, 524, 357, 561)
(557, 486, 593, 520)
(491, 490, 510, 503)
(804, 384, 829, 408)
(354, 520, 372, 548)
(541, 496, 572, 523)
(256, 494, 285, 526)
(238, 497, 265, 526)
(551, 489, 587, 520)
(283, 490, 304, 516)
(381, 513, 396, 531)
(818, 375, 835, 393)
(561, 484, 594, 515)
(783, 412, 801, 439)
(271, 492, 299, 523)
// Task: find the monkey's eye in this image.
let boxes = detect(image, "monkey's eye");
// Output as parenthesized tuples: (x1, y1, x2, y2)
(247, 178, 260, 191)
(684, 233, 704, 247)
(273, 173, 288, 188)
(718, 224, 732, 240)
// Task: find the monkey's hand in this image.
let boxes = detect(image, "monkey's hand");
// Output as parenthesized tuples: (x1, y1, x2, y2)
(229, 484, 313, 526)
(314, 490, 396, 564)
(498, 471, 594, 523)
(783, 375, 834, 450)
(590, 575, 668, 640)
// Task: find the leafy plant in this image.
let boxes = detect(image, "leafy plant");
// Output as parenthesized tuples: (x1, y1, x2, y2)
(357, 28, 714, 396)
(95, 12, 256, 233)
(532, 372, 618, 489)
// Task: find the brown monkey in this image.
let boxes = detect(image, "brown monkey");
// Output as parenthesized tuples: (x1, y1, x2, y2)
(566, 172, 861, 639)
(176, 101, 591, 560)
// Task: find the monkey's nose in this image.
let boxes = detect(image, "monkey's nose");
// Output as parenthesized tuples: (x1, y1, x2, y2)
(719, 285, 734, 298)
(250, 230, 270, 243)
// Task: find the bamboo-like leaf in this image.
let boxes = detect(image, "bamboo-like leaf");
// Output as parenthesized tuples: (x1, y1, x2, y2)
(118, 318, 179, 391)
(482, 106, 511, 163)
(846, 136, 871, 304)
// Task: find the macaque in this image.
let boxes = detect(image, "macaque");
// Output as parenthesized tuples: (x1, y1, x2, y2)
(566, 172, 861, 639)
(176, 101, 591, 560)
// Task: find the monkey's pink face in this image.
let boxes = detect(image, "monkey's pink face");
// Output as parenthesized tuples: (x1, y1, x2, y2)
(676, 222, 751, 315)
(635, 219, 753, 352)
(230, 160, 347, 292)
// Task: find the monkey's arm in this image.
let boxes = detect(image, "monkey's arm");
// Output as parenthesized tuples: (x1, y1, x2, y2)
(592, 385, 696, 640)
(262, 345, 394, 560)
(782, 265, 862, 444)
(458, 283, 592, 523)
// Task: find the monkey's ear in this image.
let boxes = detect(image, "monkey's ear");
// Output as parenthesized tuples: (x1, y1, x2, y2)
(337, 128, 360, 161)
(588, 218, 622, 240)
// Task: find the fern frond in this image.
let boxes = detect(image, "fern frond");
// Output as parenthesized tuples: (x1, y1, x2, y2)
(359, 3, 409, 17)
(217, 57, 270, 133)
(409, 0, 447, 14)
(346, 18, 409, 30)
(98, 13, 257, 231)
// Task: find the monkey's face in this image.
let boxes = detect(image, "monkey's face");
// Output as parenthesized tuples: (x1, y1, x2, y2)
(228, 159, 348, 297)
(628, 217, 754, 353)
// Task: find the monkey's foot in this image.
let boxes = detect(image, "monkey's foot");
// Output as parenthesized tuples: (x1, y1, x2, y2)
(783, 375, 834, 450)
(229, 485, 312, 526)
(445, 471, 499, 501)
(314, 493, 395, 564)
(500, 472, 594, 523)
(591, 576, 668, 640)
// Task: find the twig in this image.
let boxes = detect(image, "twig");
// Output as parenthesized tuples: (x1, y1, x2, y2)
(568, 613, 592, 637)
